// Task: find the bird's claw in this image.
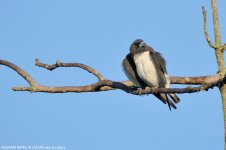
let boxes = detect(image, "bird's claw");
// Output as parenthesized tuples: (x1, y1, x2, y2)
(138, 89, 143, 96)
(137, 87, 152, 96)
(144, 87, 149, 95)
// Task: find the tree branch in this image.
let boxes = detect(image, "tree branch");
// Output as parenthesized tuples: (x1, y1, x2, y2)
(132, 76, 225, 95)
(35, 58, 106, 81)
(0, 59, 225, 95)
(170, 75, 220, 84)
(12, 76, 225, 95)
(202, 6, 216, 48)
(0, 59, 38, 86)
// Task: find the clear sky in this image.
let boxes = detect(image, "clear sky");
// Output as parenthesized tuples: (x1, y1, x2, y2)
(0, 0, 226, 150)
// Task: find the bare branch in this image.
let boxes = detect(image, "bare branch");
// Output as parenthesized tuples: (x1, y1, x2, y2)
(170, 75, 219, 84)
(35, 59, 106, 81)
(0, 59, 225, 95)
(202, 6, 216, 48)
(13, 80, 132, 93)
(134, 77, 225, 95)
(12, 75, 225, 95)
(0, 59, 38, 86)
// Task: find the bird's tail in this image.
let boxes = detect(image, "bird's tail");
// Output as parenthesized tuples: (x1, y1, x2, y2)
(154, 93, 177, 110)
(168, 94, 180, 103)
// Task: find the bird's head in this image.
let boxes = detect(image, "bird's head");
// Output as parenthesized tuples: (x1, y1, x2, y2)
(130, 39, 145, 54)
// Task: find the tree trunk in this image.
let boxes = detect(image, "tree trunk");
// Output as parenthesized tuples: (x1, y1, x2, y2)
(211, 0, 226, 149)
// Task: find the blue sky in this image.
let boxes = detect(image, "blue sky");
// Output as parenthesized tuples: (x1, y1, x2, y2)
(0, 0, 226, 150)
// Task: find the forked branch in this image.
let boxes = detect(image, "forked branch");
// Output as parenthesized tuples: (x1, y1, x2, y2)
(0, 59, 225, 95)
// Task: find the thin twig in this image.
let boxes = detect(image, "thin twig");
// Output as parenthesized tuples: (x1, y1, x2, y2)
(35, 59, 105, 81)
(202, 6, 216, 48)
(222, 43, 226, 52)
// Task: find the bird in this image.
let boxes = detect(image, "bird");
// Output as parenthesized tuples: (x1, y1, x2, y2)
(122, 39, 180, 110)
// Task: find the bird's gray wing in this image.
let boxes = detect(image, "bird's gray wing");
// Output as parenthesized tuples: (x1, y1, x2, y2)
(122, 54, 146, 88)
(146, 46, 180, 105)
(122, 53, 179, 109)
(146, 45, 168, 87)
(153, 52, 167, 73)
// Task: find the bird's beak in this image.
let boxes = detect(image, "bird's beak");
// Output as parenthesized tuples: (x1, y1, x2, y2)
(139, 42, 145, 47)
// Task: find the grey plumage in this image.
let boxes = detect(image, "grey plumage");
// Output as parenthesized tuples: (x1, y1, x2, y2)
(122, 39, 180, 109)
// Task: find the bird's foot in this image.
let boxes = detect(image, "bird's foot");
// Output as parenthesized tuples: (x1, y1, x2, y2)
(138, 89, 143, 96)
(137, 87, 153, 96)
(149, 87, 157, 94)
(144, 87, 152, 96)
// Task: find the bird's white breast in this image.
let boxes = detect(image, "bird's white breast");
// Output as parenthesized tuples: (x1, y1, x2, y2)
(133, 51, 159, 87)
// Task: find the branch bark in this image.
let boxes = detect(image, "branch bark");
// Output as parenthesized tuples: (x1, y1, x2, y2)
(0, 59, 224, 95)
(211, 1, 226, 149)
(203, 0, 226, 149)
(35, 59, 106, 81)
(202, 6, 216, 48)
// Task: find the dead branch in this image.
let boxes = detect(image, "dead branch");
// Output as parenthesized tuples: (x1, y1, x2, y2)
(0, 59, 225, 95)
(202, 6, 216, 48)
(0, 59, 38, 86)
(170, 75, 220, 84)
(35, 59, 105, 81)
